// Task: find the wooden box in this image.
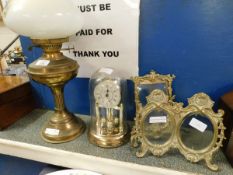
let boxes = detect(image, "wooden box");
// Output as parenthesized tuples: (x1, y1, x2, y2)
(0, 76, 36, 130)
(218, 91, 233, 167)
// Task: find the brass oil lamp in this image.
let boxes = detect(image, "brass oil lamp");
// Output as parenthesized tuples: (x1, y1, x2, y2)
(1, 0, 85, 143)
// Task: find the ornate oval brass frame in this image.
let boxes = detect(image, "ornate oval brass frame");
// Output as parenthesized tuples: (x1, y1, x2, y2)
(136, 89, 178, 157)
(176, 93, 225, 171)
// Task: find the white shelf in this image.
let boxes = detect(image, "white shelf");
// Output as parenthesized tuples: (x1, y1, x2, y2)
(0, 138, 192, 175)
(0, 110, 231, 175)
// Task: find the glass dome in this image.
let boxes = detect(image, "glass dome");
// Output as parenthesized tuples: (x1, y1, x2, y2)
(88, 68, 129, 148)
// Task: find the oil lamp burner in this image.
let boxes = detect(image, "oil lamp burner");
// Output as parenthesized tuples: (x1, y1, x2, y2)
(1, 0, 85, 143)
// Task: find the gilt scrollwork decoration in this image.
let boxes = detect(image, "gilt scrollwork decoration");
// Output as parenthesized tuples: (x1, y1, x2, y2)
(130, 71, 225, 171)
(135, 89, 181, 157)
(131, 71, 175, 148)
(176, 93, 226, 171)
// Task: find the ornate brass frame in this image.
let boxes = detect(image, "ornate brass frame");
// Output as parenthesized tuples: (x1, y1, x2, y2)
(131, 88, 225, 171)
(132, 70, 175, 105)
(134, 89, 182, 157)
(131, 71, 175, 147)
(177, 93, 226, 171)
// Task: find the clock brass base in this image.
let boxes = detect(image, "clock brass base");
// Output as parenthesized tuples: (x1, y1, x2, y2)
(88, 126, 130, 148)
(41, 111, 85, 144)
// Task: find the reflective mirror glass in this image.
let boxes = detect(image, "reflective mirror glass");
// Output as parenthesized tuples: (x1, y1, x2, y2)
(180, 114, 214, 151)
(138, 83, 167, 106)
(143, 109, 174, 145)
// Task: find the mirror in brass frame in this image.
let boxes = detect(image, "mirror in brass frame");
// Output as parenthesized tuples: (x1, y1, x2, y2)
(134, 89, 181, 157)
(132, 91, 225, 171)
(131, 71, 175, 147)
(132, 70, 175, 107)
(177, 93, 225, 171)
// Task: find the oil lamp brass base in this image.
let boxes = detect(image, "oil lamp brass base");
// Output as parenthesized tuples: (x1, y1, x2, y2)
(88, 127, 130, 148)
(41, 111, 85, 143)
(27, 38, 85, 143)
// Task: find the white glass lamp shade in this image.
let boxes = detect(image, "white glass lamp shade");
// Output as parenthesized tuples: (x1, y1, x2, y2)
(2, 0, 83, 39)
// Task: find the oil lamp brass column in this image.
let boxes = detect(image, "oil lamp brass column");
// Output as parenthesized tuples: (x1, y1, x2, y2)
(27, 38, 85, 143)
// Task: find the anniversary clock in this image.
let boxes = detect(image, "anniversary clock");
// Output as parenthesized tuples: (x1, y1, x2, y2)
(88, 68, 129, 148)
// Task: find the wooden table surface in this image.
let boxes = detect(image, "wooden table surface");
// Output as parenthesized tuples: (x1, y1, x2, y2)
(0, 76, 29, 93)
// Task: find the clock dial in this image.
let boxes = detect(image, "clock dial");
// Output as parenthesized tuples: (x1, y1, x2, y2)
(94, 80, 121, 108)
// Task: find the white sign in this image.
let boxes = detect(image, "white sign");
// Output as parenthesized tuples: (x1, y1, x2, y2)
(62, 0, 140, 78)
(149, 116, 167, 124)
(189, 118, 208, 133)
(99, 68, 113, 74)
(35, 60, 50, 66)
(45, 128, 60, 136)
